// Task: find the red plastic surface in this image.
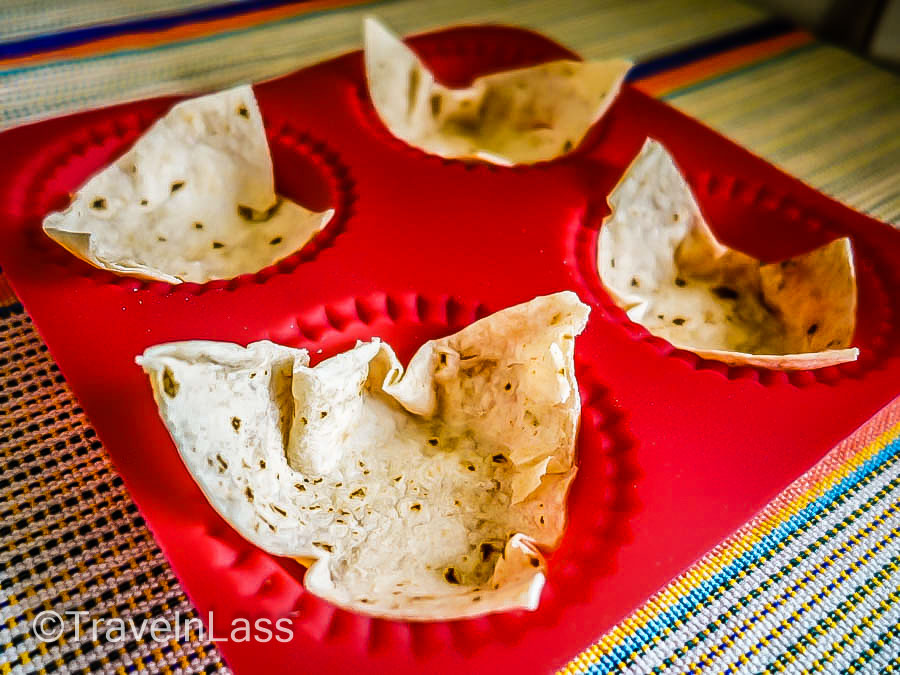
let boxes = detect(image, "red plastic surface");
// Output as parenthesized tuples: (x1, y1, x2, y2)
(1, 26, 898, 675)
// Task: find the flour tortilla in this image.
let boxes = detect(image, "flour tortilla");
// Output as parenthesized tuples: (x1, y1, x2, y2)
(43, 85, 333, 284)
(137, 292, 589, 619)
(364, 17, 631, 165)
(597, 139, 857, 369)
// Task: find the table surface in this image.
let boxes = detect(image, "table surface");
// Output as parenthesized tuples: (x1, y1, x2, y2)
(1, 1, 898, 673)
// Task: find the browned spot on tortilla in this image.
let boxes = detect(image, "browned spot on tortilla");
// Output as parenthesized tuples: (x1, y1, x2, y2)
(479, 542, 501, 561)
(712, 286, 739, 300)
(407, 68, 420, 116)
(231, 417, 241, 431)
(265, 200, 282, 219)
(162, 368, 179, 397)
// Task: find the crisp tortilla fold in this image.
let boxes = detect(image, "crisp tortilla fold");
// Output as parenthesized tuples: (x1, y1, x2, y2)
(137, 292, 589, 619)
(364, 17, 631, 165)
(43, 85, 333, 284)
(597, 139, 858, 369)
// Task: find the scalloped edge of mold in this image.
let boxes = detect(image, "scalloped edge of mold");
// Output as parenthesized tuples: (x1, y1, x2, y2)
(16, 116, 357, 296)
(191, 291, 638, 656)
(567, 173, 898, 388)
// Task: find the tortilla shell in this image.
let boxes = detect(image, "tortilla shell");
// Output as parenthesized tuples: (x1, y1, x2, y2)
(597, 139, 858, 369)
(137, 292, 589, 619)
(364, 16, 631, 165)
(43, 85, 333, 284)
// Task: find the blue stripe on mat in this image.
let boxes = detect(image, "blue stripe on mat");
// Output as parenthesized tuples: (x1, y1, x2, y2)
(0, 1, 331, 59)
(1, 7, 792, 83)
(627, 16, 795, 81)
(582, 434, 900, 674)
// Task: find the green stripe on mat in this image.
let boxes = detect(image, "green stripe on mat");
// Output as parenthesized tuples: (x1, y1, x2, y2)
(562, 412, 900, 674)
(603, 454, 900, 673)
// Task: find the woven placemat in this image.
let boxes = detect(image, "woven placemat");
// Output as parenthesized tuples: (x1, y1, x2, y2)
(0, 308, 229, 674)
(563, 398, 900, 674)
(3, 301, 898, 675)
(1, 1, 899, 673)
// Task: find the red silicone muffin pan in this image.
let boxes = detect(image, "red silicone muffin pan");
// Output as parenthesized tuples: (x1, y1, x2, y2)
(0, 25, 898, 675)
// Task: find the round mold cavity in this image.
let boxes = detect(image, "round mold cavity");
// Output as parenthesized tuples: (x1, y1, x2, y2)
(348, 26, 609, 171)
(19, 112, 355, 295)
(198, 292, 638, 654)
(568, 173, 898, 386)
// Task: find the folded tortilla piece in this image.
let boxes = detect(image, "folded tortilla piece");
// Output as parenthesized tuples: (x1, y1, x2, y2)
(364, 17, 631, 165)
(43, 85, 333, 284)
(597, 139, 858, 370)
(137, 292, 589, 619)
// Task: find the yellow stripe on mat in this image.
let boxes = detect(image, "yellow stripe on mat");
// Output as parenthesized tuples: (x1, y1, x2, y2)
(562, 399, 900, 673)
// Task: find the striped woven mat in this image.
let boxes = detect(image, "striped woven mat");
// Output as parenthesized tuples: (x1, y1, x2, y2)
(1, 1, 898, 673)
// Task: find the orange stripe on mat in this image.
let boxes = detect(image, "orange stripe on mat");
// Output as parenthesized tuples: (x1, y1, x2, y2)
(0, 0, 369, 70)
(634, 30, 814, 97)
